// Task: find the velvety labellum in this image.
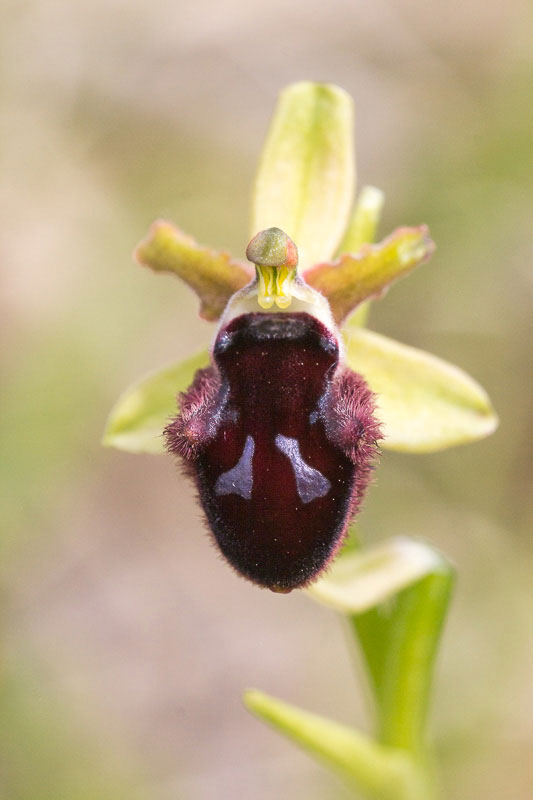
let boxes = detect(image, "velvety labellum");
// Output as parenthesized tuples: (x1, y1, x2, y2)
(165, 312, 379, 591)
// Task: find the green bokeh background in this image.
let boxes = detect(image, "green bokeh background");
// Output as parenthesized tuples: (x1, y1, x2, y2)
(1, 1, 532, 798)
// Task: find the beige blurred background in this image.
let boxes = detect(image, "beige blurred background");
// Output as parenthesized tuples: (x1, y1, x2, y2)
(1, 0, 532, 798)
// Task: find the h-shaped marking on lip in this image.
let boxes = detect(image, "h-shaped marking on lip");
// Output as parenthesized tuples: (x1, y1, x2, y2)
(275, 434, 331, 503)
(215, 435, 255, 500)
(214, 433, 331, 504)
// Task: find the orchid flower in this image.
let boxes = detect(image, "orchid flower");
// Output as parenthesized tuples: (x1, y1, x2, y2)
(103, 82, 498, 800)
(103, 82, 496, 590)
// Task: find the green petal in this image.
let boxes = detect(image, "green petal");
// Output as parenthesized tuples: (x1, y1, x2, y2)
(252, 82, 355, 270)
(102, 350, 210, 454)
(337, 185, 385, 255)
(335, 185, 385, 328)
(304, 226, 434, 324)
(243, 690, 420, 800)
(344, 326, 498, 452)
(135, 221, 253, 321)
(306, 537, 447, 614)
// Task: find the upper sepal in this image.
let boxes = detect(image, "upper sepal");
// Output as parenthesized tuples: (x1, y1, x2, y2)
(135, 221, 253, 321)
(252, 82, 355, 270)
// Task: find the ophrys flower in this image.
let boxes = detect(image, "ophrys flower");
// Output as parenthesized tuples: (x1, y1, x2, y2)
(103, 82, 497, 591)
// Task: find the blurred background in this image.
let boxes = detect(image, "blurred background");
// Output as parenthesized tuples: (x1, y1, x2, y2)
(1, 0, 532, 797)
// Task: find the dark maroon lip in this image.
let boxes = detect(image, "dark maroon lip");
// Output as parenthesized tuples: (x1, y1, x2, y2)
(165, 310, 380, 592)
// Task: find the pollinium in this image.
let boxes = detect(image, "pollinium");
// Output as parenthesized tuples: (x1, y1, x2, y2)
(165, 228, 381, 592)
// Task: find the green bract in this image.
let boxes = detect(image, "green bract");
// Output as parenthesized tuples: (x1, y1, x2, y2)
(306, 536, 447, 613)
(243, 689, 427, 800)
(247, 540, 453, 800)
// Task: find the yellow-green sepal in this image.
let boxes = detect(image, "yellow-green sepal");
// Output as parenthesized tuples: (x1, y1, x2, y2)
(102, 350, 210, 454)
(344, 325, 498, 452)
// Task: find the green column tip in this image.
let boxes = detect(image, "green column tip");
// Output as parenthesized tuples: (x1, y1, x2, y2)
(246, 227, 298, 269)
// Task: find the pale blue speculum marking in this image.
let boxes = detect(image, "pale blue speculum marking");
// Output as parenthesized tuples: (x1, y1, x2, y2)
(275, 434, 331, 503)
(215, 435, 255, 500)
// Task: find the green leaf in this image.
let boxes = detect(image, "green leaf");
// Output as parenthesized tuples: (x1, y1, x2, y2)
(344, 326, 498, 451)
(306, 537, 445, 614)
(252, 82, 355, 271)
(135, 221, 253, 321)
(304, 226, 434, 324)
(102, 350, 210, 454)
(243, 690, 425, 800)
